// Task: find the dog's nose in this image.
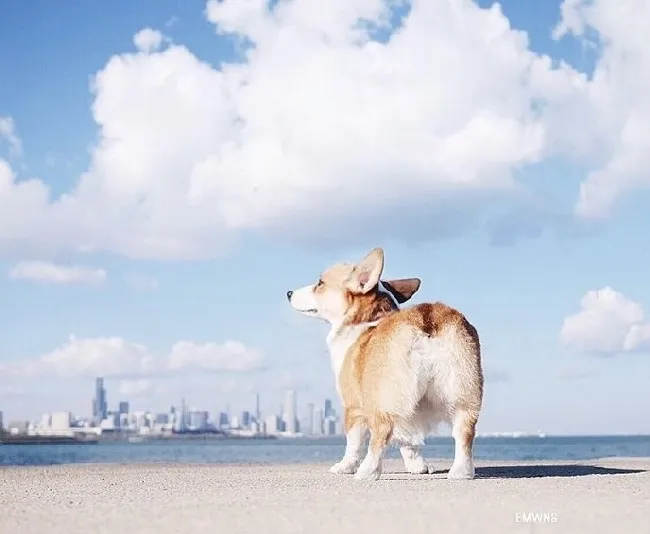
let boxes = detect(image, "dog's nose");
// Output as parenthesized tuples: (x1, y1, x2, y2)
(286, 290, 293, 301)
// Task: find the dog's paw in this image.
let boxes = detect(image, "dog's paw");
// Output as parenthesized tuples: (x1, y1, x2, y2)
(329, 458, 359, 475)
(447, 460, 475, 480)
(353, 462, 382, 481)
(404, 456, 430, 475)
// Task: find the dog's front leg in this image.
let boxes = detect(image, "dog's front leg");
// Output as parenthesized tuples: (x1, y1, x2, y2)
(329, 421, 367, 475)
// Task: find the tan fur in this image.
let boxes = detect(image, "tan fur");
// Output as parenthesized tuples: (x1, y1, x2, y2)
(339, 303, 482, 468)
(288, 247, 484, 480)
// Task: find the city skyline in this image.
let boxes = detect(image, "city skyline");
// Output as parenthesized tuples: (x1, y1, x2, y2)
(1, 376, 344, 438)
(0, 363, 346, 425)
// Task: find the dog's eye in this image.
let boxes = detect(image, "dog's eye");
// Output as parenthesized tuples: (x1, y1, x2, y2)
(316, 279, 324, 288)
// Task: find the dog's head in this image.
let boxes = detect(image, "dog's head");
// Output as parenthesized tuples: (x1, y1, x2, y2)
(286, 247, 421, 326)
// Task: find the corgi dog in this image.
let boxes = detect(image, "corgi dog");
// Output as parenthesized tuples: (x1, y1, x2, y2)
(287, 247, 483, 481)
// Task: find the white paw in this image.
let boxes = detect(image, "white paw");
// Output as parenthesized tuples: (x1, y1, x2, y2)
(404, 456, 429, 475)
(329, 458, 359, 475)
(447, 460, 475, 480)
(353, 462, 382, 481)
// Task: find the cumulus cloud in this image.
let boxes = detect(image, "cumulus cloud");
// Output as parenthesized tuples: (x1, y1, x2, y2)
(551, 0, 650, 218)
(168, 340, 264, 372)
(8, 261, 107, 285)
(560, 287, 650, 355)
(0, 0, 648, 259)
(0, 335, 264, 380)
(133, 28, 165, 53)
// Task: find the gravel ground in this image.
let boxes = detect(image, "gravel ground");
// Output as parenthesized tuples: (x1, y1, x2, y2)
(1, 457, 648, 534)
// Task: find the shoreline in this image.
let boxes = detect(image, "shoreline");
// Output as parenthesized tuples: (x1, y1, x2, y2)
(3, 455, 650, 468)
(2, 457, 649, 534)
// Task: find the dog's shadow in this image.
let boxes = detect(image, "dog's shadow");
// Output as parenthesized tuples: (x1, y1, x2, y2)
(384, 464, 646, 479)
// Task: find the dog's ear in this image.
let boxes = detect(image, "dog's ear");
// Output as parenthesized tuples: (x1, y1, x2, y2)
(382, 278, 421, 304)
(347, 247, 385, 294)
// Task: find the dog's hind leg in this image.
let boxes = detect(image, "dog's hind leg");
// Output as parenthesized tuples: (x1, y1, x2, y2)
(447, 408, 478, 479)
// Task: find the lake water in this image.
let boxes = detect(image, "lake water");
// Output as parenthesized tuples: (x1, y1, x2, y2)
(2, 435, 650, 466)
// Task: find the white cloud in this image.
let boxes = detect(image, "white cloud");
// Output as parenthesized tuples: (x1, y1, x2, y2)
(0, 116, 22, 156)
(168, 340, 264, 372)
(8, 261, 107, 285)
(133, 28, 165, 53)
(0, 1, 648, 258)
(551, 0, 650, 219)
(11, 336, 156, 378)
(560, 287, 650, 355)
(0, 159, 52, 253)
(0, 335, 263, 380)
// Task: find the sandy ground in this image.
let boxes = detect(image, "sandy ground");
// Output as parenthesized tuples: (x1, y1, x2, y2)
(1, 457, 649, 534)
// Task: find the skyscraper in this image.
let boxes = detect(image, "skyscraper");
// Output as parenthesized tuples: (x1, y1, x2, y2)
(312, 408, 324, 436)
(94, 377, 107, 422)
(324, 399, 333, 418)
(306, 402, 315, 435)
(241, 411, 250, 429)
(283, 389, 297, 434)
(180, 398, 187, 431)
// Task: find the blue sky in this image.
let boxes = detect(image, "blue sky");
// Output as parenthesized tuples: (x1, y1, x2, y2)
(1, 0, 649, 435)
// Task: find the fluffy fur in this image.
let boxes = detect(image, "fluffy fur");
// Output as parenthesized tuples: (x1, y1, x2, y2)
(287, 247, 483, 481)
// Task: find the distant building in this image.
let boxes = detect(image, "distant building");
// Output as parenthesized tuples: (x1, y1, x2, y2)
(312, 409, 324, 436)
(7, 420, 28, 434)
(230, 415, 240, 429)
(93, 377, 107, 422)
(155, 413, 169, 425)
(305, 403, 315, 435)
(325, 417, 336, 436)
(188, 410, 208, 431)
(132, 411, 148, 430)
(172, 411, 182, 432)
(241, 411, 250, 429)
(99, 417, 116, 431)
(218, 412, 229, 428)
(0, 410, 3, 431)
(107, 412, 120, 428)
(324, 399, 333, 418)
(40, 413, 51, 429)
(119, 401, 129, 415)
(283, 390, 297, 434)
(51, 412, 72, 432)
(265, 415, 282, 434)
